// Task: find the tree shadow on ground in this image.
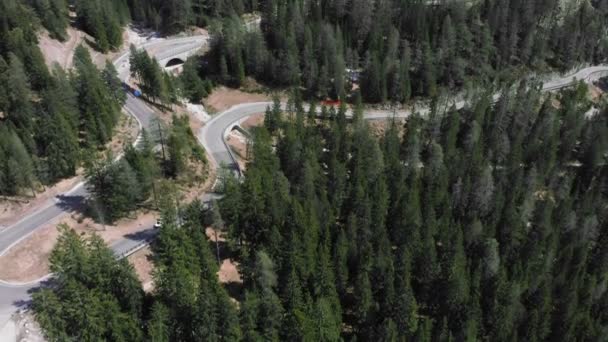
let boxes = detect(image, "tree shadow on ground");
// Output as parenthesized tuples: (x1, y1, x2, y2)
(223, 281, 243, 301)
(11, 278, 58, 310)
(55, 195, 116, 227)
(54, 194, 87, 216)
(123, 228, 158, 243)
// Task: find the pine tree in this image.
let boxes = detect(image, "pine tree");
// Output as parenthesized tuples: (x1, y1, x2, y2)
(74, 45, 120, 147)
(148, 302, 171, 342)
(0, 127, 37, 195)
(36, 109, 79, 183)
(394, 246, 418, 338)
(85, 156, 142, 222)
(179, 58, 207, 102)
(102, 60, 126, 105)
(5, 53, 35, 151)
(421, 41, 437, 98)
(31, 0, 69, 40)
(33, 225, 144, 341)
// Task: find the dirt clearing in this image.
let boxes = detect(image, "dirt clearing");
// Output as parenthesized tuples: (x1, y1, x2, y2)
(588, 83, 605, 102)
(226, 131, 249, 159)
(204, 87, 271, 113)
(38, 27, 86, 69)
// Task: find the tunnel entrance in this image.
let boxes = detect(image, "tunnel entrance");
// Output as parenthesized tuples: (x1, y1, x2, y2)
(165, 58, 185, 68)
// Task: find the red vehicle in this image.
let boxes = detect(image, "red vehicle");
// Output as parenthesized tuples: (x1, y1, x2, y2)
(321, 99, 341, 106)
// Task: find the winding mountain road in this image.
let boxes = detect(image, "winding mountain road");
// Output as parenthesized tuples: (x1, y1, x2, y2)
(200, 64, 608, 174)
(0, 35, 208, 327)
(0, 32, 607, 329)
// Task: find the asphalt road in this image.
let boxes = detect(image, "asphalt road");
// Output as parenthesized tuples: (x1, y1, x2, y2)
(200, 102, 271, 171)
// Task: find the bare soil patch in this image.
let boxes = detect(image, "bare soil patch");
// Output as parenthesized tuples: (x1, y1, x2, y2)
(239, 77, 267, 93)
(218, 259, 242, 284)
(38, 27, 86, 69)
(226, 112, 262, 171)
(0, 218, 59, 283)
(186, 26, 210, 36)
(205, 227, 242, 284)
(226, 131, 249, 160)
(90, 29, 137, 68)
(107, 111, 140, 156)
(367, 119, 406, 139)
(0, 211, 157, 283)
(226, 132, 249, 171)
(589, 84, 605, 102)
(204, 87, 270, 113)
(177, 159, 213, 203)
(39, 26, 149, 70)
(127, 246, 154, 292)
(223, 112, 267, 173)
(241, 113, 265, 129)
(550, 97, 562, 110)
(170, 102, 206, 133)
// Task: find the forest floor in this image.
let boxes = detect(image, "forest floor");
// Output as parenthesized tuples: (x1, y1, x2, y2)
(38, 26, 144, 70)
(241, 112, 265, 129)
(125, 226, 243, 296)
(128, 246, 154, 292)
(205, 227, 242, 300)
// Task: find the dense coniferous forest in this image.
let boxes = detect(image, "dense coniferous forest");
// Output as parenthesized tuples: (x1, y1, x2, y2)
(29, 0, 608, 101)
(0, 1, 197, 197)
(2, 0, 608, 196)
(216, 87, 608, 340)
(0, 1, 125, 196)
(204, 0, 608, 101)
(2, 0, 607, 340)
(34, 85, 608, 340)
